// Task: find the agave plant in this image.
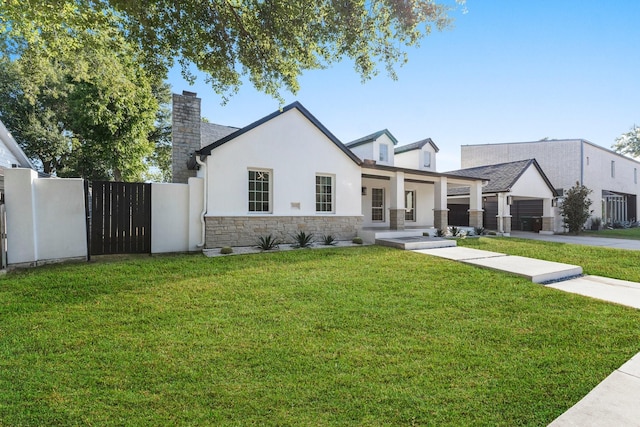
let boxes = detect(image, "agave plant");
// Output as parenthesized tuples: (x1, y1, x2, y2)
(292, 231, 314, 248)
(321, 234, 337, 246)
(256, 234, 281, 250)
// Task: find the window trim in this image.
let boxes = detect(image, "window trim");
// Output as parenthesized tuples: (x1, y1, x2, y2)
(371, 188, 385, 222)
(611, 160, 615, 178)
(379, 144, 389, 163)
(405, 190, 416, 222)
(423, 151, 431, 168)
(315, 174, 335, 213)
(248, 168, 272, 213)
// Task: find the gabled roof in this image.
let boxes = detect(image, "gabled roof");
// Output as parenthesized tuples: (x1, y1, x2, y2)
(0, 119, 35, 169)
(196, 101, 361, 165)
(394, 138, 440, 154)
(446, 159, 557, 196)
(346, 129, 398, 149)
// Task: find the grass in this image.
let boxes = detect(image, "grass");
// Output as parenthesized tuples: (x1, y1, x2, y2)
(583, 227, 640, 240)
(458, 236, 640, 282)
(2, 246, 640, 425)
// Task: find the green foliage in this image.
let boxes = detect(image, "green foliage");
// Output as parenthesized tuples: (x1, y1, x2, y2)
(436, 228, 446, 237)
(321, 234, 337, 246)
(352, 237, 363, 244)
(1, 247, 640, 425)
(292, 231, 314, 248)
(0, 0, 466, 102)
(473, 227, 486, 236)
(220, 247, 233, 255)
(560, 182, 593, 234)
(450, 226, 462, 237)
(256, 234, 281, 250)
(613, 124, 640, 158)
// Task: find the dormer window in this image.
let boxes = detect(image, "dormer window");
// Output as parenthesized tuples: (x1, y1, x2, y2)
(424, 151, 431, 168)
(379, 144, 388, 162)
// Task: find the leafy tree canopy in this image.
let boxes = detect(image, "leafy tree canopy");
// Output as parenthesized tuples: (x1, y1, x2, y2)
(1, 0, 466, 101)
(613, 125, 640, 158)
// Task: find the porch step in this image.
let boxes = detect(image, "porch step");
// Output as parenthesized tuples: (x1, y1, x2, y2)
(376, 236, 457, 250)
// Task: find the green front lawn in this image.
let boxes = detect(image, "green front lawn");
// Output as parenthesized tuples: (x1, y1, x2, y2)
(583, 227, 640, 240)
(2, 246, 639, 426)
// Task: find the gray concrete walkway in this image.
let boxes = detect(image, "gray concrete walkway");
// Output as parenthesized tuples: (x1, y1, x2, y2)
(412, 245, 640, 426)
(511, 231, 640, 251)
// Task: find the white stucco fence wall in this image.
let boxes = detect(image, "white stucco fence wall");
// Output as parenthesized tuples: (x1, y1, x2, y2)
(5, 168, 87, 265)
(5, 169, 204, 267)
(151, 178, 204, 253)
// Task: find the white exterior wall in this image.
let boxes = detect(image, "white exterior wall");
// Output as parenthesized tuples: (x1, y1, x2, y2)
(151, 178, 204, 253)
(205, 108, 361, 217)
(395, 146, 437, 172)
(361, 177, 434, 227)
(374, 134, 395, 166)
(461, 140, 582, 192)
(510, 166, 555, 199)
(5, 168, 87, 265)
(348, 144, 373, 164)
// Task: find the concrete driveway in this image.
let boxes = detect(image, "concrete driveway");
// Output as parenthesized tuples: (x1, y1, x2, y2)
(510, 231, 640, 251)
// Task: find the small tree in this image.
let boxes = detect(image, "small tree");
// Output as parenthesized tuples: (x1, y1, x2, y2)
(560, 182, 593, 234)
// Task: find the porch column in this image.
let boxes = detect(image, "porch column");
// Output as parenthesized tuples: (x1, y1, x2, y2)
(389, 172, 405, 230)
(468, 180, 484, 228)
(496, 193, 511, 235)
(541, 198, 554, 234)
(434, 177, 449, 231)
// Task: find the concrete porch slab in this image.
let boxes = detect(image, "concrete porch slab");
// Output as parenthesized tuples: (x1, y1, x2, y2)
(547, 275, 640, 309)
(376, 236, 456, 250)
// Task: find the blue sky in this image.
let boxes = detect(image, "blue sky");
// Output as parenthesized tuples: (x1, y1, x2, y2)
(167, 1, 640, 172)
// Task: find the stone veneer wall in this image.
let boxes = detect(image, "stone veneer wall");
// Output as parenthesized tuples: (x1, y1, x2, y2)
(205, 216, 362, 248)
(172, 91, 201, 184)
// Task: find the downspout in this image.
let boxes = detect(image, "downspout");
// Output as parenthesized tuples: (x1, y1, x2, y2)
(195, 155, 207, 248)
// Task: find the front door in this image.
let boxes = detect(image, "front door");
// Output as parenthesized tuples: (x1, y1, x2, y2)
(372, 188, 385, 222)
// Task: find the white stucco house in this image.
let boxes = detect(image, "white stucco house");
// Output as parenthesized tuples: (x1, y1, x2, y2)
(172, 92, 486, 247)
(0, 119, 36, 195)
(462, 139, 640, 227)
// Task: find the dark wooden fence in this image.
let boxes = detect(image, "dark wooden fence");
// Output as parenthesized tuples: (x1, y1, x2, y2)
(89, 181, 151, 255)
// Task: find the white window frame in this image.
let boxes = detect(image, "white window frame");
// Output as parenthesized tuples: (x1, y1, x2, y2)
(379, 144, 389, 163)
(371, 188, 385, 222)
(315, 174, 335, 213)
(423, 151, 431, 168)
(405, 190, 416, 221)
(248, 168, 272, 213)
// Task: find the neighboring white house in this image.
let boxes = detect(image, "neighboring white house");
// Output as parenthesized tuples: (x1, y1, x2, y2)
(0, 119, 36, 195)
(446, 159, 559, 234)
(462, 139, 640, 227)
(172, 92, 486, 247)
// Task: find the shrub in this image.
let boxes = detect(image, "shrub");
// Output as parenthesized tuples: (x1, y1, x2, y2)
(292, 231, 314, 248)
(473, 227, 486, 236)
(560, 182, 593, 234)
(435, 229, 446, 237)
(590, 217, 602, 231)
(256, 234, 281, 250)
(352, 237, 363, 244)
(220, 247, 233, 255)
(321, 234, 337, 246)
(450, 226, 461, 237)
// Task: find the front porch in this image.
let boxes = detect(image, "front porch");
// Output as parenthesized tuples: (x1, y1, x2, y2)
(358, 227, 456, 249)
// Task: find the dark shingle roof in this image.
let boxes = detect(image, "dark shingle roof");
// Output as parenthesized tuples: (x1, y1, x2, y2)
(200, 122, 239, 147)
(196, 101, 361, 165)
(446, 159, 557, 196)
(394, 138, 440, 154)
(346, 129, 398, 148)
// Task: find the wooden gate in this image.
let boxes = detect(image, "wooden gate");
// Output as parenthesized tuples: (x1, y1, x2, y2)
(89, 181, 151, 255)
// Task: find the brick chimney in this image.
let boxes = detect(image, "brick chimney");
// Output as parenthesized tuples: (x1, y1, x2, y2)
(172, 91, 201, 183)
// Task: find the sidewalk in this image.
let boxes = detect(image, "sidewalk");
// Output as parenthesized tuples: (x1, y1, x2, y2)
(413, 245, 640, 426)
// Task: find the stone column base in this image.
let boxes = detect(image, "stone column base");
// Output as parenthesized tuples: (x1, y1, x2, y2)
(503, 216, 512, 233)
(434, 209, 449, 231)
(468, 209, 484, 228)
(389, 209, 405, 230)
(542, 216, 554, 233)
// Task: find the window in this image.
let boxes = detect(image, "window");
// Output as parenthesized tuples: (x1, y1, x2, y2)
(611, 160, 615, 178)
(316, 175, 334, 212)
(248, 169, 271, 212)
(379, 144, 388, 162)
(372, 188, 385, 221)
(405, 190, 416, 221)
(423, 152, 431, 168)
(635, 168, 638, 184)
